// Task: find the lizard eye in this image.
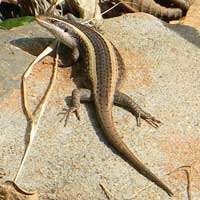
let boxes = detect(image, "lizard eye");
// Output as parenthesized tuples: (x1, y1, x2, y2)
(64, 28, 68, 32)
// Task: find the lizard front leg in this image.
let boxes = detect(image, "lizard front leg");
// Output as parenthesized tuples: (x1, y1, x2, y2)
(59, 88, 92, 126)
(60, 89, 161, 128)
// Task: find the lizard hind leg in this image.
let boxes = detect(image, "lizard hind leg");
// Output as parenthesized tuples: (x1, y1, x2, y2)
(114, 91, 162, 128)
(59, 88, 92, 126)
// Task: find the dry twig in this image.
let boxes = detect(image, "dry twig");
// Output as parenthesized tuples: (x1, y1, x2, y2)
(168, 165, 193, 200)
(100, 182, 120, 200)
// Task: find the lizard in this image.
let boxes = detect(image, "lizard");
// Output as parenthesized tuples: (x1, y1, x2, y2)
(36, 15, 173, 196)
(110, 0, 190, 21)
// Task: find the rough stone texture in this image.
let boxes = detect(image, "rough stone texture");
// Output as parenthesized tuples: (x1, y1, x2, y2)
(0, 13, 200, 200)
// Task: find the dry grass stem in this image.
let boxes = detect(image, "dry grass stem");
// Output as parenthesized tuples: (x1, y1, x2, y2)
(100, 182, 120, 200)
(168, 165, 193, 200)
(13, 40, 58, 186)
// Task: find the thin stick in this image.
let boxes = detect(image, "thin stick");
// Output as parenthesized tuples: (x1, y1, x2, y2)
(184, 168, 192, 200)
(129, 165, 194, 199)
(82, 0, 139, 25)
(14, 40, 59, 183)
(112, 0, 139, 12)
(100, 182, 120, 200)
(83, 2, 121, 24)
(167, 165, 193, 200)
(169, 165, 192, 200)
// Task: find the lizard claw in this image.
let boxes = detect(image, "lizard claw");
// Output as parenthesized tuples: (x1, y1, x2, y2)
(136, 112, 162, 128)
(66, 106, 81, 122)
(58, 106, 81, 127)
(143, 115, 162, 128)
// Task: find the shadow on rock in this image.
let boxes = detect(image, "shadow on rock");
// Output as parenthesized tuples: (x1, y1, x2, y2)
(162, 22, 200, 48)
(10, 37, 53, 56)
(11, 37, 74, 67)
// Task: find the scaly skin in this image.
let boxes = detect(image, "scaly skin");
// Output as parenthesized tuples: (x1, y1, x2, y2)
(112, 0, 190, 20)
(36, 15, 173, 196)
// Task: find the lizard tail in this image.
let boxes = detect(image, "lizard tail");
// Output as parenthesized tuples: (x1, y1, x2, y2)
(95, 105, 173, 196)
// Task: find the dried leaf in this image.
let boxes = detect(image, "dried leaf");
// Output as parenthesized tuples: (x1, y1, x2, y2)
(0, 181, 39, 200)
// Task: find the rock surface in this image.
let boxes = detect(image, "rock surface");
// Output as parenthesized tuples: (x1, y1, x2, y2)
(0, 13, 200, 200)
(183, 0, 200, 30)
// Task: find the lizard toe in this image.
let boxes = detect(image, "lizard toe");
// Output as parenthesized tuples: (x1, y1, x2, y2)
(64, 106, 81, 126)
(144, 116, 162, 128)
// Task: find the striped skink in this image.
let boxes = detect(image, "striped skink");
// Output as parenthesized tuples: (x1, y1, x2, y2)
(36, 15, 173, 196)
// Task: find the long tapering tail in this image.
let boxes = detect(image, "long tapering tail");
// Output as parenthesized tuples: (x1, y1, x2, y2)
(95, 104, 173, 196)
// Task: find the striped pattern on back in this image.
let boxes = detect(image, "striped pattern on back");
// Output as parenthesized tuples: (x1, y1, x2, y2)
(66, 20, 119, 109)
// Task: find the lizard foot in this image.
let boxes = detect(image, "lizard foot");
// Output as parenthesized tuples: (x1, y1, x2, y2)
(58, 106, 81, 127)
(137, 112, 162, 128)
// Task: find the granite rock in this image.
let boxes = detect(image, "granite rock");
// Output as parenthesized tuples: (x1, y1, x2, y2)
(0, 13, 200, 200)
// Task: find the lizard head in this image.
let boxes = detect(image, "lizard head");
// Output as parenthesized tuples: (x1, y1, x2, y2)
(36, 15, 78, 49)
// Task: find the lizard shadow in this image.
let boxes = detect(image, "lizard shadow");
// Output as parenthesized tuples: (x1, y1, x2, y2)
(63, 62, 120, 148)
(10, 37, 53, 56)
(162, 22, 200, 48)
(64, 95, 107, 142)
(10, 37, 74, 66)
(64, 66, 147, 184)
(66, 62, 172, 191)
(64, 91, 154, 190)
